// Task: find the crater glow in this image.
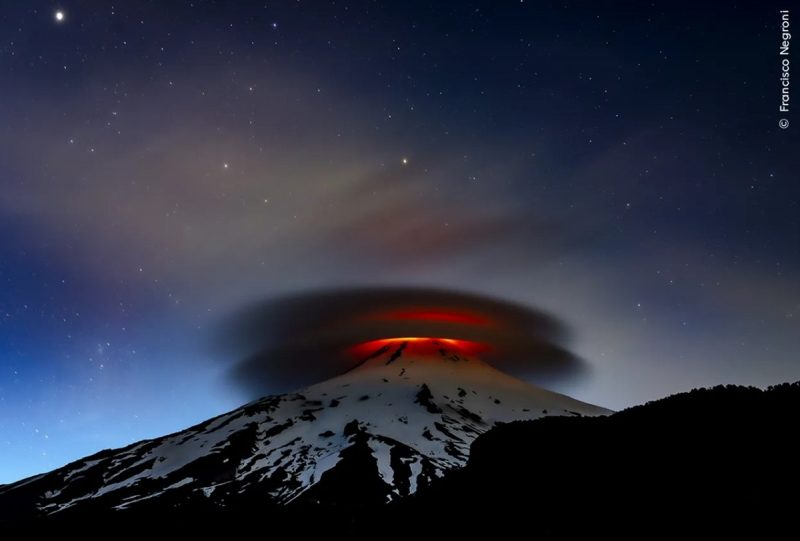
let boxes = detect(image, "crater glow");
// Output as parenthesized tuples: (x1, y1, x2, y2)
(348, 337, 490, 359)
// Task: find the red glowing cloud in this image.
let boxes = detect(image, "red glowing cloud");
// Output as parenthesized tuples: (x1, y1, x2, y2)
(347, 337, 490, 359)
(216, 287, 585, 397)
(370, 310, 491, 326)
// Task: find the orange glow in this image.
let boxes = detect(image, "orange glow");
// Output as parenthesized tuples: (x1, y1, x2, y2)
(347, 337, 489, 359)
(371, 309, 490, 326)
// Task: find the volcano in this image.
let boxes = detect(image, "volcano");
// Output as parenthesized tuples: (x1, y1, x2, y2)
(0, 337, 608, 517)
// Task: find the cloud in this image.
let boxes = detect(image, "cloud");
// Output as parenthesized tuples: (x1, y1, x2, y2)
(213, 286, 588, 398)
(0, 62, 598, 311)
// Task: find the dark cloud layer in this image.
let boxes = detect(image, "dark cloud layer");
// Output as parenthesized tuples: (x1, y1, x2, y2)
(215, 287, 587, 398)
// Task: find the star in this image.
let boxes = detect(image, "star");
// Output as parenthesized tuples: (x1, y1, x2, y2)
(55, 10, 65, 22)
(223, 162, 229, 169)
(402, 157, 408, 165)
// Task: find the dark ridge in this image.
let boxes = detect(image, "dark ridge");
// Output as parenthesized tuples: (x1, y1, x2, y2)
(347, 344, 391, 373)
(368, 433, 426, 498)
(437, 348, 463, 362)
(414, 384, 442, 414)
(388, 445, 414, 497)
(394, 381, 800, 536)
(452, 405, 484, 425)
(295, 430, 391, 506)
(97, 440, 162, 484)
(262, 419, 294, 439)
(433, 421, 465, 443)
(104, 457, 158, 486)
(242, 396, 282, 416)
(443, 441, 466, 460)
(178, 410, 244, 441)
(385, 341, 408, 365)
(343, 419, 361, 437)
(239, 452, 266, 471)
(300, 408, 323, 421)
(167, 423, 261, 485)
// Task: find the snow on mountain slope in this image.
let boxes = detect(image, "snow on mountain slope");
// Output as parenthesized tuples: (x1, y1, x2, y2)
(0, 338, 610, 515)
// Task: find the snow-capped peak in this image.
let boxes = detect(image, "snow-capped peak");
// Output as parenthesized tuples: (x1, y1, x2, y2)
(0, 338, 610, 514)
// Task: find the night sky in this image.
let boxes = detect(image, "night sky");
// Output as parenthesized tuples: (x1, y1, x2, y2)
(1, 1, 798, 483)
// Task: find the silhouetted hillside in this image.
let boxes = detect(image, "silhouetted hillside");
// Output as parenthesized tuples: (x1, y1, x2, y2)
(391, 382, 800, 535)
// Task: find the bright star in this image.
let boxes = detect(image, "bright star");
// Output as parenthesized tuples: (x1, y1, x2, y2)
(55, 10, 65, 22)
(402, 157, 408, 165)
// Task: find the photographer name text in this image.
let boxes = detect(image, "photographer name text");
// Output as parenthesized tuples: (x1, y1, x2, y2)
(779, 10, 790, 127)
